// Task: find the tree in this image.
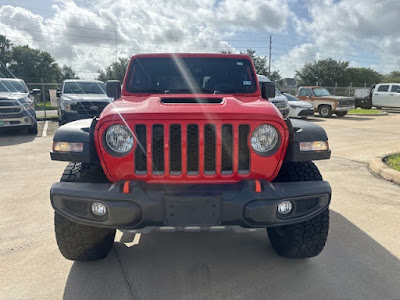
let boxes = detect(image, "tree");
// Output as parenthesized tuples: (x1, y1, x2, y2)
(8, 45, 62, 83)
(0, 35, 13, 77)
(59, 65, 79, 81)
(295, 58, 349, 86)
(346, 67, 382, 87)
(97, 57, 129, 82)
(382, 71, 400, 83)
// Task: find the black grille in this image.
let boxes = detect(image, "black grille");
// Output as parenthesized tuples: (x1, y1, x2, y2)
(0, 107, 21, 113)
(169, 124, 182, 174)
(204, 124, 216, 174)
(135, 125, 147, 174)
(70, 101, 109, 115)
(152, 125, 164, 174)
(221, 125, 233, 174)
(295, 198, 319, 213)
(132, 123, 251, 176)
(63, 199, 89, 215)
(187, 124, 199, 174)
(238, 125, 250, 173)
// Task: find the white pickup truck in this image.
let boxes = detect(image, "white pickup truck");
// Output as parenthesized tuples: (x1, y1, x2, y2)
(372, 83, 400, 109)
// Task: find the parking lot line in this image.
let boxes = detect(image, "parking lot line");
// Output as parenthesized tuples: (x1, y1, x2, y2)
(42, 121, 49, 137)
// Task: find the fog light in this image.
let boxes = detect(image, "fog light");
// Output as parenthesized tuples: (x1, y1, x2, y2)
(91, 202, 107, 216)
(277, 201, 293, 215)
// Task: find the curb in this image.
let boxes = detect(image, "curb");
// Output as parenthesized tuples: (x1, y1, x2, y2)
(348, 112, 388, 117)
(369, 155, 400, 185)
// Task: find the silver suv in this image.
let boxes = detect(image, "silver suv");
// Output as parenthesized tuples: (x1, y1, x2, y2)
(257, 75, 289, 117)
(0, 78, 38, 134)
(57, 80, 113, 124)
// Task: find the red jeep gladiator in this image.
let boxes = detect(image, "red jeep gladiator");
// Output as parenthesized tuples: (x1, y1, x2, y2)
(50, 53, 331, 261)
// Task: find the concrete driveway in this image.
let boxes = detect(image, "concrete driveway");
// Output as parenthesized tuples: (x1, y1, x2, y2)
(0, 115, 399, 300)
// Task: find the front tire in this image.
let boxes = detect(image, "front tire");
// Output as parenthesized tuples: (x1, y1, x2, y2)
(54, 162, 115, 261)
(28, 122, 38, 134)
(269, 162, 329, 258)
(318, 105, 332, 118)
(335, 111, 347, 117)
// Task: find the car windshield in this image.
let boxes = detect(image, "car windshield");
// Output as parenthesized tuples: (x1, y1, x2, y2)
(63, 82, 106, 94)
(313, 88, 331, 97)
(0, 80, 28, 93)
(125, 57, 257, 94)
(275, 88, 282, 96)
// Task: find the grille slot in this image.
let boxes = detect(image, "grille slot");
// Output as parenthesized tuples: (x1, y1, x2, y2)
(135, 125, 147, 174)
(169, 124, 182, 174)
(238, 125, 250, 173)
(187, 124, 199, 174)
(161, 98, 223, 104)
(152, 124, 164, 175)
(204, 124, 216, 174)
(221, 125, 233, 174)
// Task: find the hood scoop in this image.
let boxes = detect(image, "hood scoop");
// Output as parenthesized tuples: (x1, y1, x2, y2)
(161, 97, 223, 104)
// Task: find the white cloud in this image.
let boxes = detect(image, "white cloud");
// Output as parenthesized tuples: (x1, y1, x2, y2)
(0, 0, 292, 79)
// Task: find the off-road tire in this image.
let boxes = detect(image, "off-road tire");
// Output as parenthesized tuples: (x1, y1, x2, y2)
(269, 161, 329, 258)
(54, 162, 115, 261)
(28, 122, 38, 135)
(335, 111, 347, 117)
(318, 105, 332, 118)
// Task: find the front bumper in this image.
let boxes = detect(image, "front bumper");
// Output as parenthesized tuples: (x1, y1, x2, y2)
(335, 106, 354, 112)
(50, 180, 331, 229)
(60, 111, 99, 123)
(0, 110, 36, 128)
(297, 108, 315, 117)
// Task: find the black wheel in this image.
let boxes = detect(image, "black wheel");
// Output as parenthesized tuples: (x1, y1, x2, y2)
(318, 105, 332, 118)
(335, 111, 347, 117)
(375, 106, 382, 110)
(269, 162, 329, 258)
(54, 163, 115, 261)
(28, 122, 38, 134)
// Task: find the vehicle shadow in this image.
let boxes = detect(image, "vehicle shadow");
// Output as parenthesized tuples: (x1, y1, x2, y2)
(63, 211, 400, 300)
(0, 128, 36, 146)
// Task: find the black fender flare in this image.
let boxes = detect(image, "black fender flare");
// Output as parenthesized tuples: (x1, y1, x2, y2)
(284, 119, 331, 162)
(50, 118, 99, 163)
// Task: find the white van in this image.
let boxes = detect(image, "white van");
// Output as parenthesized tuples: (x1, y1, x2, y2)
(372, 83, 400, 108)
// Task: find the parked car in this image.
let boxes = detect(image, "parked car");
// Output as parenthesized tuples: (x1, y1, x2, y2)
(50, 53, 332, 261)
(57, 80, 114, 124)
(283, 93, 314, 118)
(354, 87, 373, 109)
(297, 86, 355, 117)
(372, 83, 400, 109)
(257, 75, 289, 117)
(0, 78, 39, 134)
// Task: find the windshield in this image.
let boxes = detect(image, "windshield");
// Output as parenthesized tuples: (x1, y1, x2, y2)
(275, 88, 282, 96)
(284, 93, 299, 101)
(0, 80, 28, 93)
(313, 88, 331, 97)
(63, 82, 106, 94)
(125, 57, 257, 94)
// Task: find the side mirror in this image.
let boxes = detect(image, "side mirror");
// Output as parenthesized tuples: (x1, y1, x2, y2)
(30, 89, 41, 95)
(56, 89, 61, 98)
(106, 80, 121, 100)
(261, 81, 275, 99)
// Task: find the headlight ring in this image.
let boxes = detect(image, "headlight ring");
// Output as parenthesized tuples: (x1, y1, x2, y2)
(103, 124, 134, 156)
(251, 124, 281, 156)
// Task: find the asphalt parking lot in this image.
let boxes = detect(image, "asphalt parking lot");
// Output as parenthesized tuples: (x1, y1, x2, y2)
(1, 113, 399, 300)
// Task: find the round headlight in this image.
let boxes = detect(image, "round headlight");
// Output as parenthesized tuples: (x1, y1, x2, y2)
(104, 124, 134, 155)
(251, 124, 280, 155)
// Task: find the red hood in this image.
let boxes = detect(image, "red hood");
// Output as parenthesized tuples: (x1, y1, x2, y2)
(99, 94, 284, 123)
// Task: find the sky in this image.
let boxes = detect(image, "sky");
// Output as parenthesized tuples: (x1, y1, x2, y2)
(0, 0, 399, 80)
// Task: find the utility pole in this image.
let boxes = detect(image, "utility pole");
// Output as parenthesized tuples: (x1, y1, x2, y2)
(115, 30, 118, 62)
(268, 35, 272, 75)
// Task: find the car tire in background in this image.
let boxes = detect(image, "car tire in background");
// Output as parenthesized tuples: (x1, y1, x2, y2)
(318, 105, 332, 118)
(268, 161, 329, 258)
(28, 123, 38, 135)
(335, 112, 347, 117)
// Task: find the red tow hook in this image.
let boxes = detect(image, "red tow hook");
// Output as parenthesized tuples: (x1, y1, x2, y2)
(255, 180, 262, 193)
(123, 181, 130, 194)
